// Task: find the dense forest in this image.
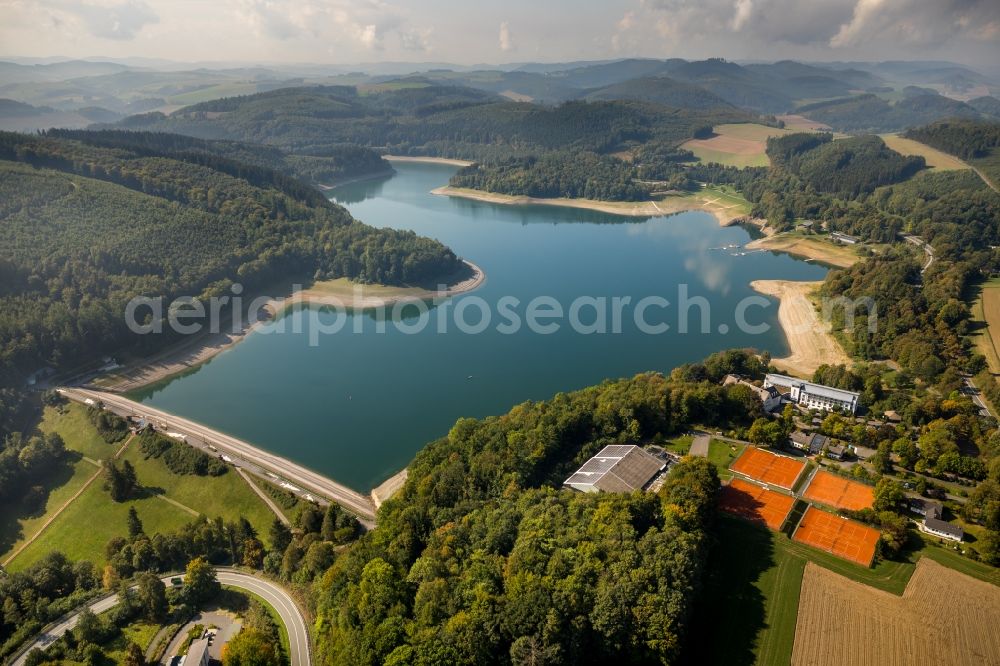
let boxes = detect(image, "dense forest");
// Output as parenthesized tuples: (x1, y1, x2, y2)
(904, 119, 1000, 159)
(450, 152, 651, 201)
(45, 129, 393, 186)
(314, 371, 763, 665)
(107, 85, 751, 162)
(793, 93, 986, 133)
(0, 132, 461, 383)
(767, 133, 926, 198)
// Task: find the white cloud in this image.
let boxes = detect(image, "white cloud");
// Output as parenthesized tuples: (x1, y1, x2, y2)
(234, 0, 411, 51)
(36, 0, 159, 40)
(499, 21, 514, 52)
(399, 27, 431, 52)
(730, 0, 754, 31)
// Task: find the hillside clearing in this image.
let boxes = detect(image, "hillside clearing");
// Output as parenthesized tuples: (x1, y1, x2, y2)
(682, 123, 798, 168)
(970, 278, 1000, 375)
(879, 134, 970, 171)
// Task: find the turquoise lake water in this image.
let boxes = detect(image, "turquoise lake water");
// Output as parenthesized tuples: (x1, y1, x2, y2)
(134, 163, 827, 490)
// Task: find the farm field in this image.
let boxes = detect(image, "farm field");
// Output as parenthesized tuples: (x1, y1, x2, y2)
(802, 470, 874, 510)
(730, 446, 806, 489)
(792, 506, 880, 566)
(879, 134, 970, 171)
(682, 123, 798, 167)
(719, 478, 795, 530)
(791, 559, 1000, 666)
(970, 277, 1000, 375)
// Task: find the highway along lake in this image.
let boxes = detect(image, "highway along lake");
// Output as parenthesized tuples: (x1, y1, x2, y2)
(132, 163, 827, 491)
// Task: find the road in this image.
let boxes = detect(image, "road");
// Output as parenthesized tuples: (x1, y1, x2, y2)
(58, 387, 376, 522)
(962, 376, 994, 419)
(11, 570, 310, 666)
(902, 234, 934, 275)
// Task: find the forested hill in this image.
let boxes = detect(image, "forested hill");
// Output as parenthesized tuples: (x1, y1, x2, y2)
(315, 371, 752, 665)
(0, 131, 460, 383)
(793, 93, 986, 133)
(766, 133, 926, 198)
(108, 84, 751, 161)
(45, 128, 392, 187)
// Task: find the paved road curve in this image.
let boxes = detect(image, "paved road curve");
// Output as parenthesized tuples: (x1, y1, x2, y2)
(59, 387, 377, 522)
(11, 570, 310, 666)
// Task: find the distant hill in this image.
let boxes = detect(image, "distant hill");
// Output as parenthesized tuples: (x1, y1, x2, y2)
(109, 84, 750, 160)
(795, 93, 984, 132)
(583, 76, 740, 111)
(968, 96, 1000, 118)
(0, 98, 121, 132)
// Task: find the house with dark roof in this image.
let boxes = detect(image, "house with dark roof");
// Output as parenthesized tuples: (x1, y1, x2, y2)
(564, 445, 666, 493)
(909, 498, 943, 519)
(788, 430, 829, 455)
(723, 375, 783, 412)
(923, 516, 964, 542)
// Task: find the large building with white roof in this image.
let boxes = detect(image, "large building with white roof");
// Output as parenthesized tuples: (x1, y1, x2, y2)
(764, 373, 860, 414)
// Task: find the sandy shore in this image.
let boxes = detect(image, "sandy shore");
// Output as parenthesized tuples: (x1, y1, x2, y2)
(371, 469, 408, 508)
(96, 261, 485, 392)
(385, 155, 475, 167)
(433, 186, 750, 225)
(750, 279, 850, 377)
(745, 234, 859, 268)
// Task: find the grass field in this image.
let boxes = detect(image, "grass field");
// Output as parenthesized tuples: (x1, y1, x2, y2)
(8, 478, 193, 570)
(682, 123, 798, 168)
(707, 439, 745, 480)
(660, 434, 693, 455)
(699, 184, 753, 216)
(3, 403, 279, 570)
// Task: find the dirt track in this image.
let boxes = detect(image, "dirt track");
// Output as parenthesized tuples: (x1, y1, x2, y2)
(792, 559, 1000, 666)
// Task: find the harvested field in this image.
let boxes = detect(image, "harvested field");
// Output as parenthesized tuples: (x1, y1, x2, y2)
(973, 280, 1000, 374)
(719, 478, 795, 530)
(776, 114, 831, 131)
(880, 134, 970, 171)
(681, 123, 796, 168)
(792, 559, 1000, 666)
(802, 470, 874, 511)
(792, 506, 879, 566)
(730, 447, 806, 490)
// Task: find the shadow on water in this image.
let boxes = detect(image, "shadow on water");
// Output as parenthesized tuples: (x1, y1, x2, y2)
(682, 513, 776, 666)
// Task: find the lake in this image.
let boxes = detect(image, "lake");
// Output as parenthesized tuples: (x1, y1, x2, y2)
(133, 163, 827, 491)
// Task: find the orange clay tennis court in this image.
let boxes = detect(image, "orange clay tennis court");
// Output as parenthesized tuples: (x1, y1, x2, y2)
(793, 506, 880, 566)
(719, 478, 795, 530)
(803, 470, 874, 510)
(730, 446, 806, 489)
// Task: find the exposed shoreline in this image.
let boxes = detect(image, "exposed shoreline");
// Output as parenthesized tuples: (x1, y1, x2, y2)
(432, 185, 751, 226)
(371, 469, 408, 509)
(95, 260, 485, 393)
(745, 234, 859, 268)
(384, 155, 475, 167)
(750, 279, 851, 378)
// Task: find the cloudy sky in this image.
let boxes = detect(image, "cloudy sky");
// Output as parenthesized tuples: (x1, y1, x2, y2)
(1, 0, 997, 68)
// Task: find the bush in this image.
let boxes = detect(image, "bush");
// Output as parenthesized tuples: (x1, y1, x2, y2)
(137, 432, 227, 476)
